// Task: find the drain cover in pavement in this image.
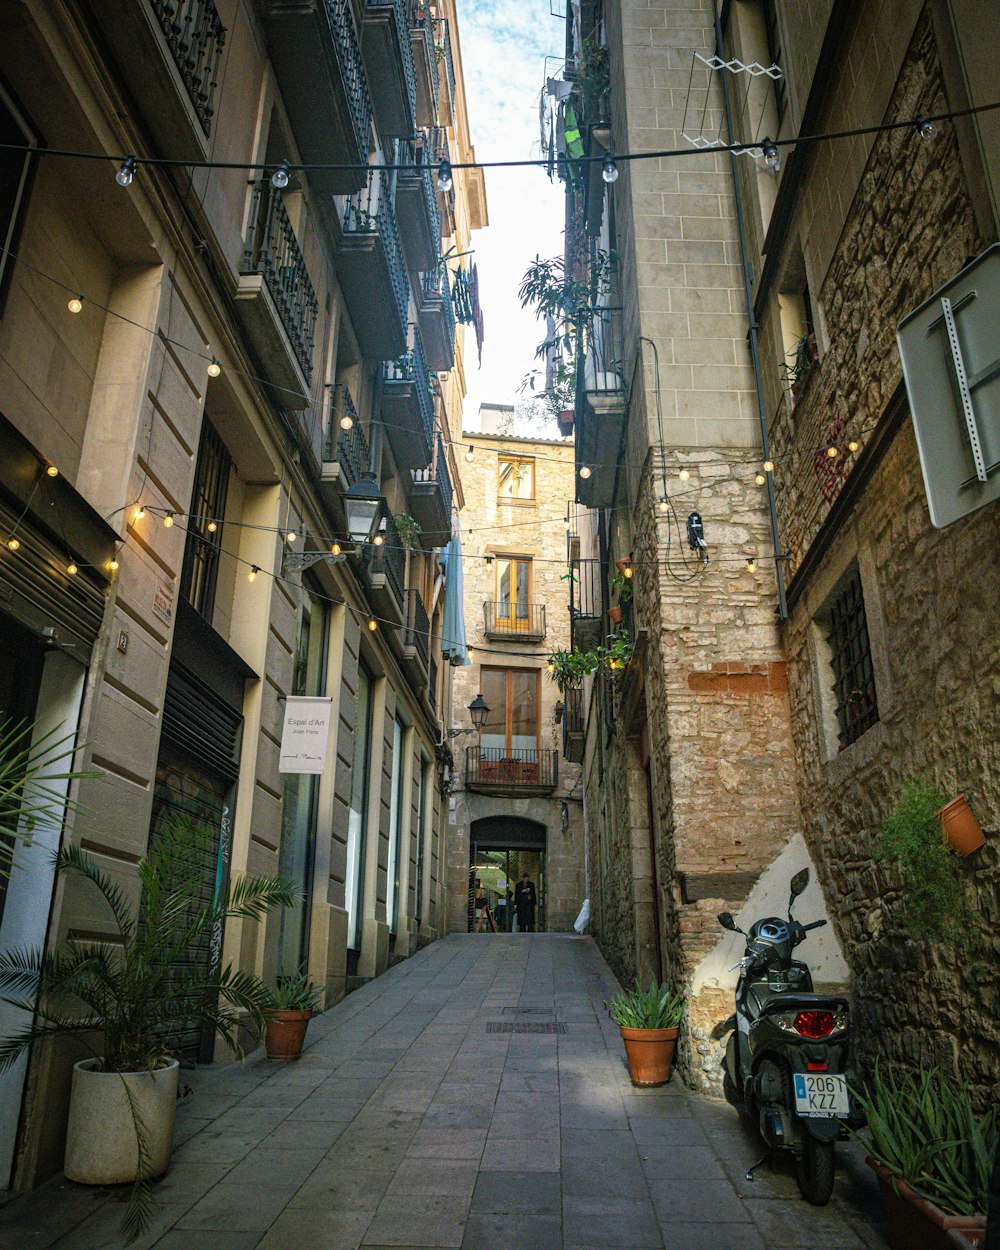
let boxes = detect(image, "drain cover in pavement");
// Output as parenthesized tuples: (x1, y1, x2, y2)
(486, 1021, 567, 1034)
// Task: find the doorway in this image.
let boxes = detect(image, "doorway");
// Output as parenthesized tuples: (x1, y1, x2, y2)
(468, 816, 546, 933)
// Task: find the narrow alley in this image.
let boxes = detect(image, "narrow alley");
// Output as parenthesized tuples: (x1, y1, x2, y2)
(1, 936, 886, 1250)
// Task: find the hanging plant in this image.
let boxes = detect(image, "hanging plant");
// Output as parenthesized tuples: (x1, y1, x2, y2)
(609, 569, 633, 605)
(395, 513, 423, 550)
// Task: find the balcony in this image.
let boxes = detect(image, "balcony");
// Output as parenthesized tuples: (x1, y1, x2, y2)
(426, 125, 456, 234)
(417, 266, 456, 372)
(569, 557, 604, 650)
(402, 588, 430, 689)
(383, 327, 435, 470)
(262, 0, 372, 194)
(562, 686, 585, 763)
(396, 134, 441, 274)
(483, 602, 547, 642)
(409, 1, 440, 126)
(575, 306, 627, 507)
(409, 433, 453, 547)
(338, 171, 410, 361)
(433, 18, 456, 126)
(236, 180, 318, 409)
(361, 0, 417, 139)
(319, 386, 370, 520)
(367, 511, 406, 625)
(465, 747, 559, 795)
(92, 0, 225, 161)
(429, 654, 438, 714)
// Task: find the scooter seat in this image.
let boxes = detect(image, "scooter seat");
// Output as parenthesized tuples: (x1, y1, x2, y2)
(756, 991, 848, 1016)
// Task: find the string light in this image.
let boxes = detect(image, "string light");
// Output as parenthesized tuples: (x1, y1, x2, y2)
(826, 445, 839, 458)
(602, 154, 619, 183)
(467, 646, 474, 657)
(755, 472, 766, 486)
(207, 357, 221, 378)
(108, 556, 119, 571)
(763, 460, 774, 473)
(465, 445, 475, 462)
(746, 556, 757, 573)
(579, 465, 591, 479)
(437, 159, 453, 192)
(373, 534, 384, 547)
(46, 465, 59, 478)
(679, 468, 690, 481)
(133, 505, 146, 520)
(247, 565, 259, 582)
(207, 520, 217, 532)
(659, 498, 669, 513)
(762, 137, 780, 170)
(66, 562, 78, 575)
(915, 116, 936, 139)
(271, 160, 291, 189)
(67, 296, 83, 314)
(115, 155, 137, 187)
(368, 617, 378, 632)
(286, 531, 297, 544)
(331, 542, 341, 555)
(340, 412, 353, 430)
(547, 662, 555, 673)
(163, 511, 174, 527)
(5, 537, 20, 551)
(848, 439, 859, 453)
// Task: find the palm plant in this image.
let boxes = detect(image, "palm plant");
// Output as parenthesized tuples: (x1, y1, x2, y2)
(607, 981, 684, 1030)
(0, 814, 299, 1237)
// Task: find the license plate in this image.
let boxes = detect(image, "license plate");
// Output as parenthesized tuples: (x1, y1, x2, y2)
(793, 1073, 849, 1118)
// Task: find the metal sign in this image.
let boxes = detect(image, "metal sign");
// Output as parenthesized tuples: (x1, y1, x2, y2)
(279, 696, 333, 774)
(897, 244, 1000, 527)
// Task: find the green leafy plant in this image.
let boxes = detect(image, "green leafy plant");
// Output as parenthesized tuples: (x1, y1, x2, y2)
(576, 36, 610, 115)
(266, 970, 322, 1012)
(851, 1063, 998, 1217)
(609, 570, 633, 605)
(548, 647, 601, 693)
(780, 330, 818, 392)
(395, 512, 422, 550)
(0, 815, 299, 1238)
(606, 628, 634, 671)
(880, 780, 964, 940)
(607, 981, 684, 1030)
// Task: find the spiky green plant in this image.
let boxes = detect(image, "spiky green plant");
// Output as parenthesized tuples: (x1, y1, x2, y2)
(852, 1063, 997, 1217)
(880, 780, 964, 940)
(0, 814, 299, 1240)
(266, 970, 322, 1012)
(606, 981, 684, 1030)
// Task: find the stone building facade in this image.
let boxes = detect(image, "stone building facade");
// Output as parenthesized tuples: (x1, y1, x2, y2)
(559, 0, 997, 1098)
(0, 0, 486, 1191)
(446, 422, 585, 935)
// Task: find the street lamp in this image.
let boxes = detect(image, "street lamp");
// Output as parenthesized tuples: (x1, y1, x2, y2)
(343, 471, 386, 545)
(468, 693, 490, 729)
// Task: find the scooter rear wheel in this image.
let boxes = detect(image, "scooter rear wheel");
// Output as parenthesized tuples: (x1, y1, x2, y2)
(796, 1136, 834, 1205)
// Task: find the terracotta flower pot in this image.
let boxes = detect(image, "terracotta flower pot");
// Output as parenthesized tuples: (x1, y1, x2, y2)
(556, 409, 574, 437)
(620, 1025, 678, 1087)
(264, 1008, 313, 1061)
(867, 1159, 987, 1250)
(936, 795, 985, 856)
(608, 605, 623, 624)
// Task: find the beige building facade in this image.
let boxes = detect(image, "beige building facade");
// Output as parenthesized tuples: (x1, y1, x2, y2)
(446, 421, 585, 935)
(0, 0, 485, 1191)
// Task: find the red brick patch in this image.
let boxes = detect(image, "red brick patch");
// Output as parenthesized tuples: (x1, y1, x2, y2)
(686, 661, 789, 695)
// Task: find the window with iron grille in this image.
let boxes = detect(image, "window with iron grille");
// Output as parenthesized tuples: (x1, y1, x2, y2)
(761, 0, 787, 122)
(825, 567, 879, 749)
(180, 420, 231, 622)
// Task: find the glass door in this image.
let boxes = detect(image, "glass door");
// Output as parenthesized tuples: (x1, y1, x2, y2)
(345, 662, 374, 949)
(496, 557, 530, 631)
(386, 717, 405, 934)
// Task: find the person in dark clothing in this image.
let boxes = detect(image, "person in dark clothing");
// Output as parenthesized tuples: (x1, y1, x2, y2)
(514, 873, 537, 932)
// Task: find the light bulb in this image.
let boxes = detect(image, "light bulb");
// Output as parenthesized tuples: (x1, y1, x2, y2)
(467, 646, 474, 657)
(679, 468, 690, 481)
(340, 413, 353, 430)
(46, 465, 59, 477)
(248, 566, 259, 582)
(66, 562, 78, 575)
(602, 154, 619, 184)
(6, 537, 20, 551)
(286, 531, 297, 544)
(915, 116, 935, 140)
(331, 543, 341, 556)
(848, 439, 859, 453)
(827, 445, 839, 458)
(68, 296, 83, 314)
(755, 473, 766, 486)
(763, 460, 774, 472)
(116, 155, 137, 187)
(108, 557, 119, 571)
(134, 505, 146, 520)
(373, 534, 384, 547)
(547, 662, 555, 673)
(579, 465, 591, 479)
(163, 512, 174, 527)
(437, 159, 453, 193)
(762, 138, 780, 171)
(368, 617, 378, 632)
(207, 358, 221, 378)
(746, 557, 757, 573)
(465, 446, 475, 462)
(659, 499, 668, 513)
(623, 565, 633, 579)
(207, 520, 217, 533)
(271, 160, 290, 190)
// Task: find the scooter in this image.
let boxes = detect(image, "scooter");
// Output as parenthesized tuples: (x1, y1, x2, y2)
(717, 868, 856, 1205)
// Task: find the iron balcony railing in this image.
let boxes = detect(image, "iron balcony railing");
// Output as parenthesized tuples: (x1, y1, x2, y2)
(384, 327, 435, 459)
(428, 654, 438, 712)
(322, 385, 369, 486)
(342, 168, 410, 335)
(330, 0, 375, 158)
(367, 0, 417, 128)
(570, 557, 604, 620)
(564, 686, 585, 736)
(400, 132, 441, 244)
(578, 305, 626, 397)
(151, 0, 227, 136)
(465, 747, 558, 790)
(422, 266, 456, 346)
(375, 510, 406, 607)
(433, 17, 456, 116)
(412, 432, 453, 519)
(409, 0, 439, 114)
(241, 180, 318, 381)
(483, 602, 547, 639)
(405, 588, 430, 671)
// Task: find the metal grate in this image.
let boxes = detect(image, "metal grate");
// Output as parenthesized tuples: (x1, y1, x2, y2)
(486, 1022, 567, 1034)
(181, 419, 231, 621)
(826, 566, 879, 749)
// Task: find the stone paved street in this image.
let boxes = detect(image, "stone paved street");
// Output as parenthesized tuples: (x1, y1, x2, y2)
(0, 936, 887, 1249)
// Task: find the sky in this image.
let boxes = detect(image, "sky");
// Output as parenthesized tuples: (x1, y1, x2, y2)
(455, 0, 567, 433)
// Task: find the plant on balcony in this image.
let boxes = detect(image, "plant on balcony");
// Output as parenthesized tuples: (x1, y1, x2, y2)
(780, 331, 818, 397)
(395, 512, 422, 550)
(518, 250, 616, 328)
(344, 202, 376, 233)
(575, 36, 610, 118)
(878, 780, 967, 941)
(609, 570, 633, 605)
(606, 628, 634, 673)
(519, 356, 577, 425)
(548, 647, 601, 693)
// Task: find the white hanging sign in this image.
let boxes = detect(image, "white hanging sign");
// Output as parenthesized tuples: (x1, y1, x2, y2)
(279, 696, 333, 774)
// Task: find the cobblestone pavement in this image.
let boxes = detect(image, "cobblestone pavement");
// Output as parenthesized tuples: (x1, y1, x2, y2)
(0, 935, 887, 1249)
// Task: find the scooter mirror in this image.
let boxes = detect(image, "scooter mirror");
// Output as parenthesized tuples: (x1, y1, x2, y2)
(717, 912, 738, 931)
(789, 868, 810, 897)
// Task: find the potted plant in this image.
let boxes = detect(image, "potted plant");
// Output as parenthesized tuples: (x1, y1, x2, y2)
(607, 981, 684, 1086)
(548, 646, 600, 694)
(263, 971, 322, 1061)
(0, 815, 297, 1239)
(395, 512, 423, 551)
(880, 781, 967, 941)
(606, 628, 634, 673)
(781, 330, 819, 398)
(853, 1064, 996, 1249)
(936, 794, 985, 857)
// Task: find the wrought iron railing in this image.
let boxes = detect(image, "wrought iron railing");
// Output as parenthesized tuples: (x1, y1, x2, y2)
(483, 602, 547, 638)
(578, 305, 626, 396)
(422, 266, 456, 348)
(384, 327, 435, 460)
(322, 385, 369, 486)
(405, 588, 430, 670)
(400, 133, 441, 246)
(342, 169, 410, 334)
(375, 511, 406, 607)
(241, 180, 318, 381)
(151, 0, 227, 136)
(428, 654, 438, 712)
(409, 0, 440, 113)
(366, 0, 417, 128)
(328, 0, 374, 156)
(433, 17, 456, 116)
(570, 558, 604, 620)
(465, 747, 558, 789)
(412, 433, 452, 522)
(564, 686, 584, 736)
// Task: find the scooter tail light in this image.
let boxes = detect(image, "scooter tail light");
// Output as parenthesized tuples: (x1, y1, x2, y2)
(794, 1011, 836, 1039)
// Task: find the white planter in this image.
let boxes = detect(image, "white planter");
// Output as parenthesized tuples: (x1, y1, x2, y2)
(64, 1057, 179, 1185)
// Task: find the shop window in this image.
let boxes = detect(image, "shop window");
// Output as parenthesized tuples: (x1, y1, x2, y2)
(180, 420, 231, 622)
(498, 455, 535, 501)
(821, 565, 879, 750)
(0, 82, 37, 316)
